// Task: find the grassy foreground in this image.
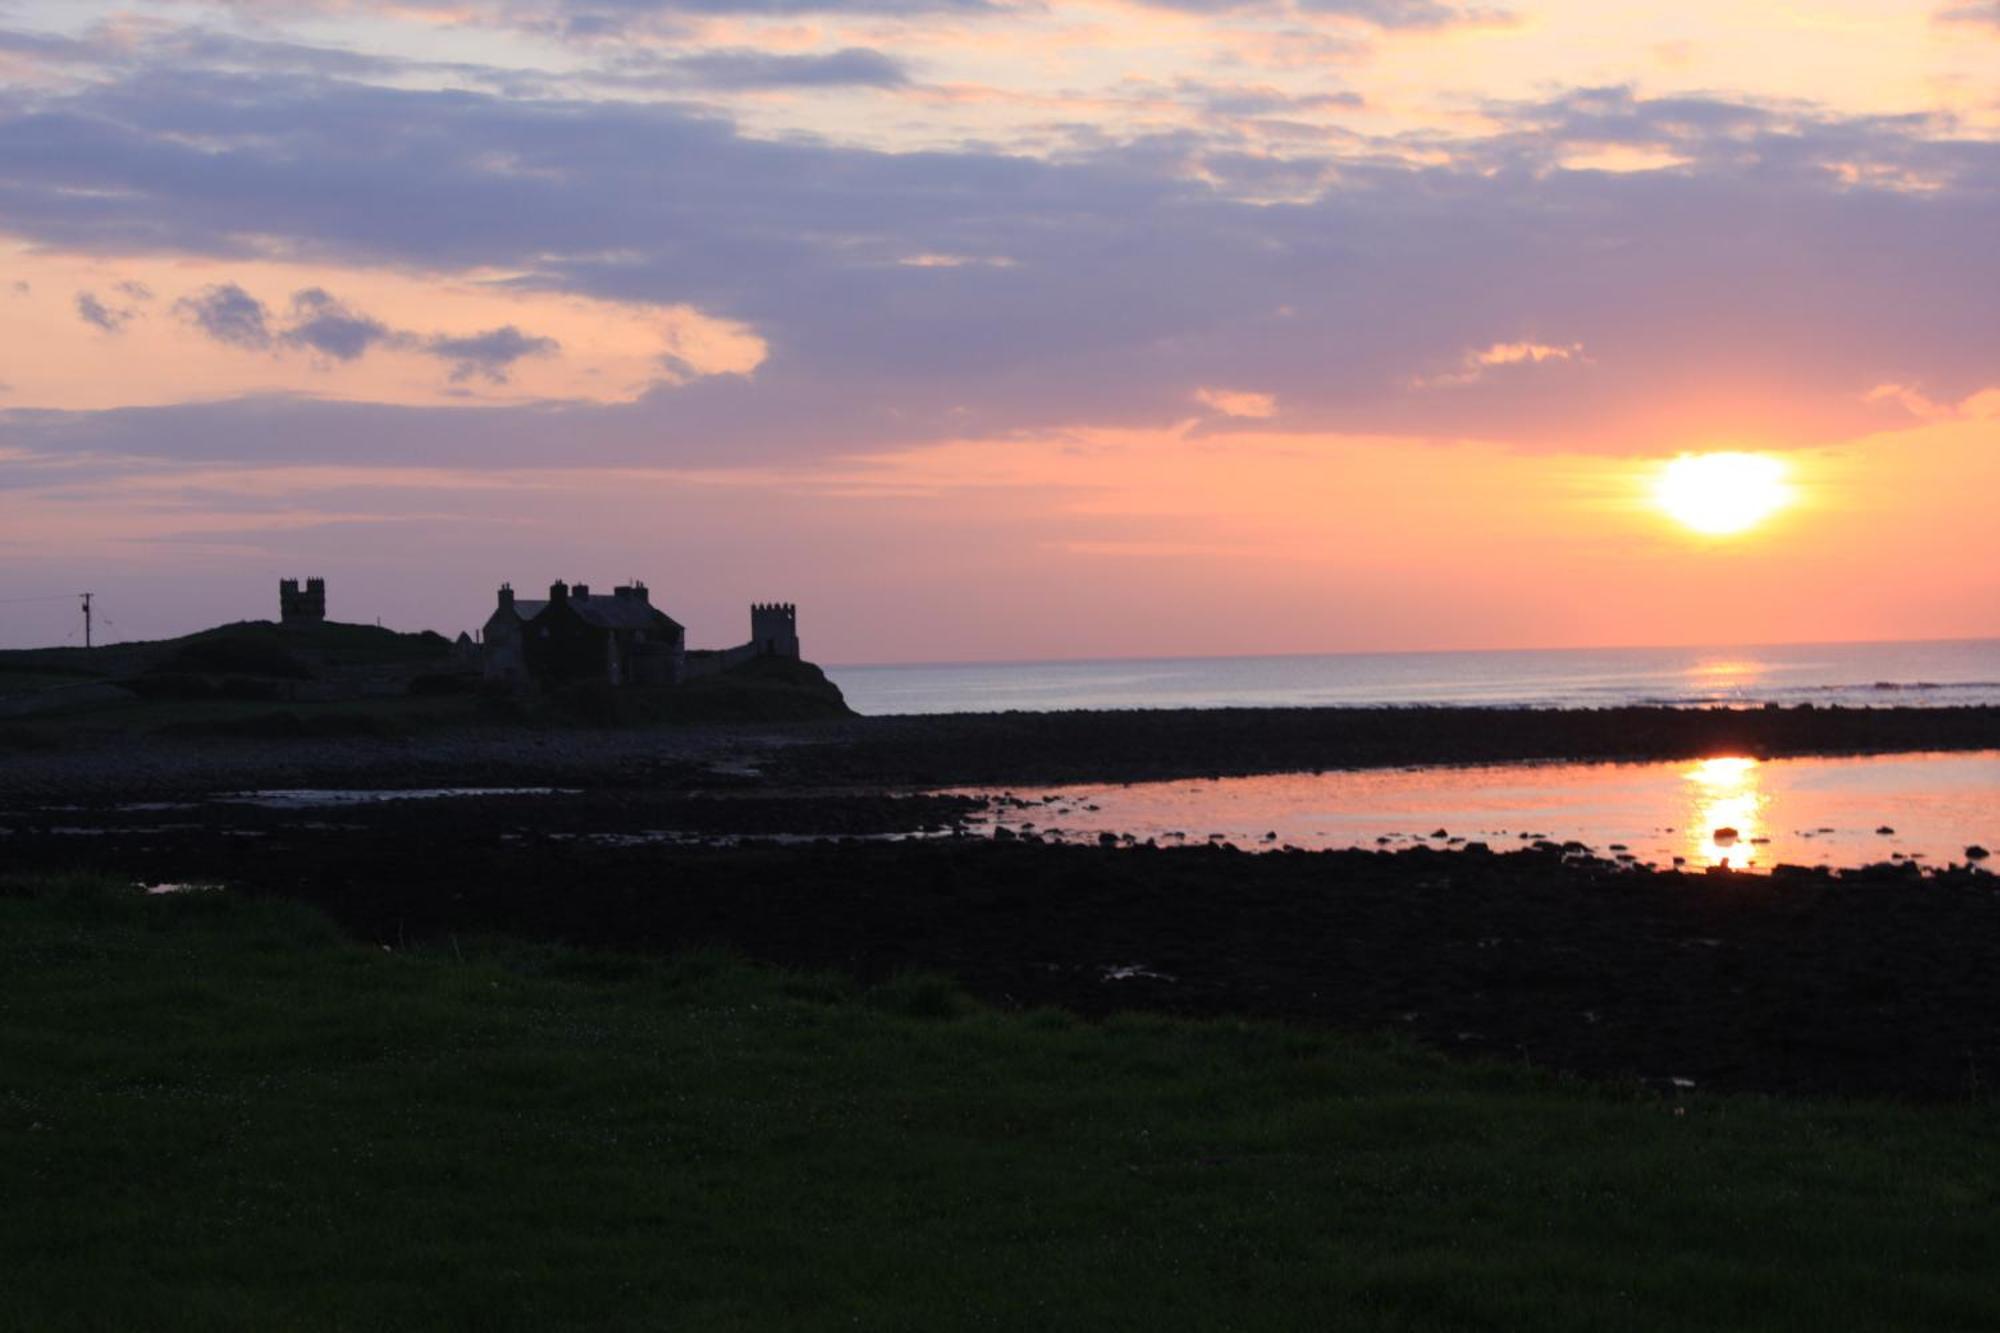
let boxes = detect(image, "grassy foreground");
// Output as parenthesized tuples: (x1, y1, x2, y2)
(3, 877, 1998, 1331)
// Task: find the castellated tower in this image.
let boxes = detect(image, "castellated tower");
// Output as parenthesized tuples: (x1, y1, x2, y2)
(279, 577, 326, 626)
(750, 602, 800, 658)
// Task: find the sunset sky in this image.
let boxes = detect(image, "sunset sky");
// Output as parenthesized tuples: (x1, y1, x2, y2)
(2, 0, 1996, 661)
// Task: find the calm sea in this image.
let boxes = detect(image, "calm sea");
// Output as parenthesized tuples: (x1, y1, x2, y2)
(825, 638, 2000, 717)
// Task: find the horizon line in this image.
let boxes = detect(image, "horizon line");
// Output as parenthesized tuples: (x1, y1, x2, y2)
(823, 634, 2000, 673)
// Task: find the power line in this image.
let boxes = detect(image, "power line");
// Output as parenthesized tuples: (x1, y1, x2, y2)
(0, 591, 106, 647)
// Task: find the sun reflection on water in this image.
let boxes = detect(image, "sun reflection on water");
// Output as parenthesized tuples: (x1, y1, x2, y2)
(1685, 757, 1767, 868)
(1686, 658, 1768, 699)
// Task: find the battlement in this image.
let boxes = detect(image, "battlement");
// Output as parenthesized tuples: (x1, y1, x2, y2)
(279, 576, 326, 626)
(749, 601, 800, 658)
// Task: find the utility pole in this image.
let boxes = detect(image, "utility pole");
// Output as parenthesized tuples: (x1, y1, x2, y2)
(80, 592, 93, 649)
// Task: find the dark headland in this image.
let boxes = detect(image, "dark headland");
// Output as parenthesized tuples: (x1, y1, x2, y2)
(2, 614, 1995, 792)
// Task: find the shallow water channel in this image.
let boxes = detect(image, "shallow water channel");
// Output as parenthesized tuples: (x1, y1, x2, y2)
(957, 750, 2000, 871)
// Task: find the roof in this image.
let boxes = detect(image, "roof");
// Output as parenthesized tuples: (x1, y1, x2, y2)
(485, 599, 547, 623)
(566, 593, 683, 633)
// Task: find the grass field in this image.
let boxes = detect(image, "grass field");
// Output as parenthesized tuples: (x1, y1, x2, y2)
(4, 874, 1998, 1331)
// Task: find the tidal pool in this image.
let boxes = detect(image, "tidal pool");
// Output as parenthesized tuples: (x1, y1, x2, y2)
(960, 750, 2000, 871)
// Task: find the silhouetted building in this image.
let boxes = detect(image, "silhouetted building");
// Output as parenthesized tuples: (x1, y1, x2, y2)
(279, 577, 325, 626)
(683, 602, 807, 678)
(749, 602, 800, 659)
(481, 584, 546, 686)
(483, 581, 685, 687)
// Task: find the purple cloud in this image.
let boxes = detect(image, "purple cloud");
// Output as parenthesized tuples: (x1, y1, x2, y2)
(0, 52, 1994, 470)
(1131, 0, 1503, 27)
(74, 290, 133, 333)
(253, 0, 1004, 38)
(173, 283, 272, 349)
(1936, 2, 2000, 25)
(426, 326, 560, 383)
(658, 47, 911, 89)
(281, 288, 396, 362)
(157, 274, 561, 382)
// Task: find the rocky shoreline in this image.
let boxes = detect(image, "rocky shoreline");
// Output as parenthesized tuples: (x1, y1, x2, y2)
(3, 775, 1994, 1100)
(764, 703, 2000, 787)
(5, 704, 1994, 1100)
(4, 703, 1997, 801)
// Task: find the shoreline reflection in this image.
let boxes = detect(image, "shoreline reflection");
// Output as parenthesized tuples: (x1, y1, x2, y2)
(958, 750, 1998, 875)
(1685, 757, 1767, 869)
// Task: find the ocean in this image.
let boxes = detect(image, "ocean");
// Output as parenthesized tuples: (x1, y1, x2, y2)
(825, 638, 2000, 717)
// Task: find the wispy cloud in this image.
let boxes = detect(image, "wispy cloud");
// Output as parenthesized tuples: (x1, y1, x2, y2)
(1411, 342, 1589, 389)
(1195, 387, 1277, 418)
(1935, 1, 2000, 26)
(1125, 0, 1507, 31)
(1864, 382, 2000, 421)
(74, 289, 136, 333)
(658, 47, 911, 90)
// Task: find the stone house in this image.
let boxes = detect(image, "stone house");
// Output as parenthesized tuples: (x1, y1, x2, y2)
(483, 581, 685, 687)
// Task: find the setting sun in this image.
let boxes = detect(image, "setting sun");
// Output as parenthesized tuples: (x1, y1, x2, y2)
(1653, 452, 1795, 537)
